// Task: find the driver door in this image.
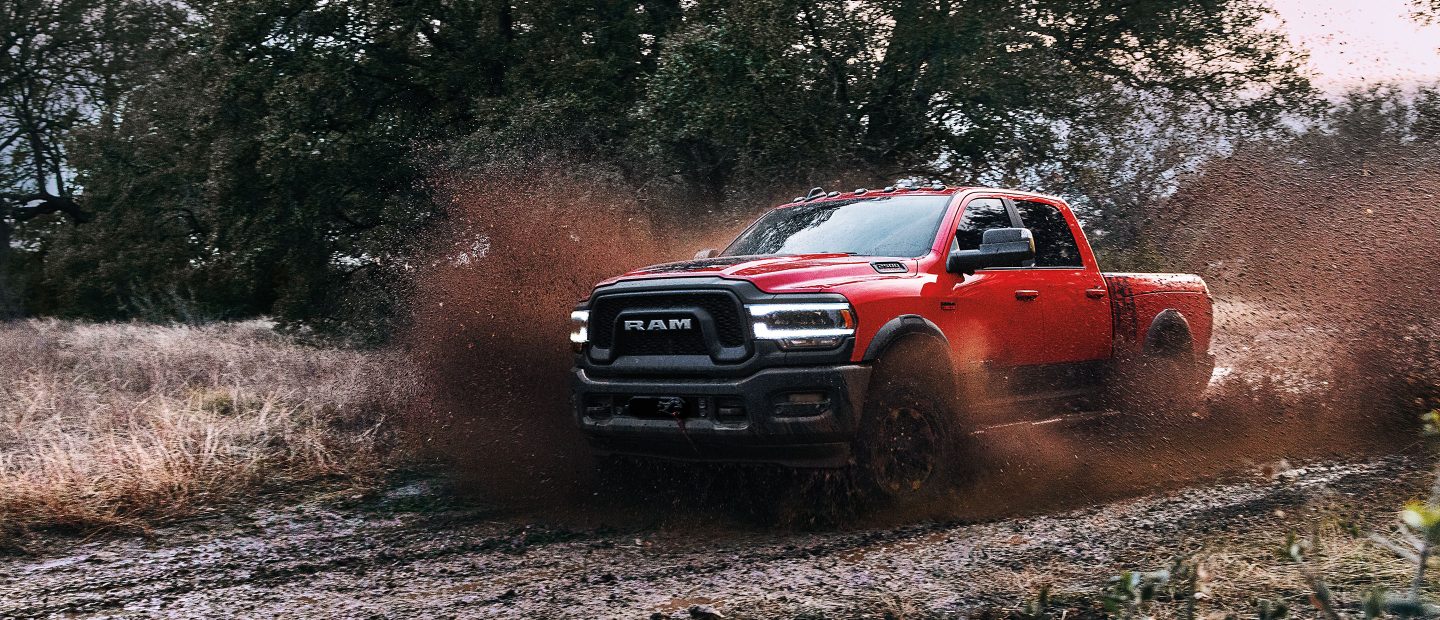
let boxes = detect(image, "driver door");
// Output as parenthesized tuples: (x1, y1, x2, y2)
(936, 196, 1022, 376)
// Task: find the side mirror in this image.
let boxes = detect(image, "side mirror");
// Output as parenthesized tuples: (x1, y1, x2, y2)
(694, 248, 720, 259)
(947, 228, 1035, 275)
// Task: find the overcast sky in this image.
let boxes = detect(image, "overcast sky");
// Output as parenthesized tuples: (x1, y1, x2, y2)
(1270, 0, 1440, 93)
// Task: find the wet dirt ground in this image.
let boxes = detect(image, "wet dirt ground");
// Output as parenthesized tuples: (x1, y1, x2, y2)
(3, 299, 1430, 619)
(0, 450, 1420, 619)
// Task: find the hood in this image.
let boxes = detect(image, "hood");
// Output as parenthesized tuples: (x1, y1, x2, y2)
(594, 253, 919, 293)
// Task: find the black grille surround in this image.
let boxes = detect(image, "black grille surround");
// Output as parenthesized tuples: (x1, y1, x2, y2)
(577, 277, 855, 378)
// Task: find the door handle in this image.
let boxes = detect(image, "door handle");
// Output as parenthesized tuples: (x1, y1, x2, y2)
(1085, 288, 1107, 299)
(1015, 290, 1040, 301)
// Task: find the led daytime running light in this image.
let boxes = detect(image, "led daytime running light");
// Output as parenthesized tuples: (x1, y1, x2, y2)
(746, 303, 856, 341)
(569, 310, 590, 344)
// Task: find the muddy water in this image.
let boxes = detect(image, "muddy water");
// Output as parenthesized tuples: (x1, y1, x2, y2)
(0, 455, 1420, 618)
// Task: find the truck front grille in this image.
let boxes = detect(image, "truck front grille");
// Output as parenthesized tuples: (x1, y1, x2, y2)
(589, 291, 746, 355)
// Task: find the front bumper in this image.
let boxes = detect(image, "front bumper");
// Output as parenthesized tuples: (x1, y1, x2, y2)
(572, 364, 872, 467)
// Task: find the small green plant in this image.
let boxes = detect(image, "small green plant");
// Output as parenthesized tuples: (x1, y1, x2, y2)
(1283, 409, 1440, 620)
(1101, 556, 1204, 620)
(1420, 409, 1440, 438)
(1018, 584, 1051, 620)
(1103, 569, 1170, 618)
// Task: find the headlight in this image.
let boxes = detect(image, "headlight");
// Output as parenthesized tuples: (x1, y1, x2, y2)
(570, 310, 589, 348)
(747, 302, 855, 350)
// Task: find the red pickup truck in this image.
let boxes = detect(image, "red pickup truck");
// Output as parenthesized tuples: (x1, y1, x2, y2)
(570, 184, 1213, 500)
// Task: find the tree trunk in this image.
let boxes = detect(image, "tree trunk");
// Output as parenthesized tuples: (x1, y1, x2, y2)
(0, 219, 20, 319)
(484, 2, 514, 97)
(859, 3, 939, 171)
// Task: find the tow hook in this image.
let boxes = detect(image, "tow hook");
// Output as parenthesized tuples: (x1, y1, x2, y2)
(656, 397, 685, 418)
(657, 397, 699, 455)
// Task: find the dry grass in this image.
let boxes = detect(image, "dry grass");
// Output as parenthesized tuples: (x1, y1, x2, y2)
(0, 319, 404, 539)
(1093, 498, 1436, 620)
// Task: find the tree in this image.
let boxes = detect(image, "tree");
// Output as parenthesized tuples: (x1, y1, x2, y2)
(1416, 0, 1440, 23)
(40, 0, 692, 330)
(0, 0, 183, 316)
(633, 0, 1314, 203)
(12, 0, 1321, 336)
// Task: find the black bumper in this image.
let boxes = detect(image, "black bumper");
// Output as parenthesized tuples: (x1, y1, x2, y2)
(572, 364, 872, 467)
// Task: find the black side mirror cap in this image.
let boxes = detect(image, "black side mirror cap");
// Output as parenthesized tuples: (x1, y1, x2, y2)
(694, 248, 720, 259)
(946, 228, 1036, 275)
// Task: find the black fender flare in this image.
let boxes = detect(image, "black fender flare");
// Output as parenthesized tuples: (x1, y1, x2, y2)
(861, 314, 949, 362)
(860, 314, 961, 414)
(1143, 309, 1195, 357)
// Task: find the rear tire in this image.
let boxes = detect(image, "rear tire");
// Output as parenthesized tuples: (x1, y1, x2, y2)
(1112, 348, 1209, 418)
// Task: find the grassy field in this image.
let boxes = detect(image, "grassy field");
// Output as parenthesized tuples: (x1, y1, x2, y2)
(0, 320, 403, 540)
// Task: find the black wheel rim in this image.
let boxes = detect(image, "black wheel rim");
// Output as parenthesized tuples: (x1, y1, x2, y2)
(869, 404, 939, 495)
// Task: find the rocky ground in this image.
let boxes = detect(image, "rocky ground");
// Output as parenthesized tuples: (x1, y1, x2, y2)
(1, 446, 1425, 619)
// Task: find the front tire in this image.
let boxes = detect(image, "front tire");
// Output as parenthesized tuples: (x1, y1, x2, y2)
(851, 342, 970, 504)
(855, 379, 952, 499)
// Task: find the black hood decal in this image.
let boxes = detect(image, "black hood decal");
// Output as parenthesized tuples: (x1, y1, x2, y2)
(630, 255, 760, 274)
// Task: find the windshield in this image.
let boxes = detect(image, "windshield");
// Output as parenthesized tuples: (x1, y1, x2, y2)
(722, 195, 952, 258)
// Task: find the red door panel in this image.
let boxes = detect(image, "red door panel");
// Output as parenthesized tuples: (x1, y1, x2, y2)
(937, 195, 1112, 370)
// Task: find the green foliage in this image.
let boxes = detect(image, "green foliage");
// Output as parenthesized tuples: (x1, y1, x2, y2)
(3, 0, 1328, 334)
(1401, 501, 1440, 541)
(1421, 410, 1440, 437)
(1101, 556, 1204, 619)
(0, 0, 187, 316)
(1018, 583, 1051, 620)
(1102, 569, 1170, 616)
(1258, 599, 1290, 620)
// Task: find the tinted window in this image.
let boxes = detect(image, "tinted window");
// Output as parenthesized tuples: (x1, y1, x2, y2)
(953, 198, 1011, 251)
(723, 195, 951, 258)
(1015, 200, 1083, 267)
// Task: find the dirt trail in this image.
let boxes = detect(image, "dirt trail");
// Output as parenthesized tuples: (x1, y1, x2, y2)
(0, 451, 1419, 619)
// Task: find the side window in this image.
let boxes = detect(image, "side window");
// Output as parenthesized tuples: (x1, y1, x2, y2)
(952, 198, 1011, 251)
(1014, 200, 1083, 267)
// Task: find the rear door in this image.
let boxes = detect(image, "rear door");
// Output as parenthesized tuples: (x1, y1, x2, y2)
(1003, 198, 1112, 366)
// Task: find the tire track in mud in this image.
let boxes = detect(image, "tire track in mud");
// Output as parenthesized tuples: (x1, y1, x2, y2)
(2, 514, 588, 616)
(0, 455, 1419, 619)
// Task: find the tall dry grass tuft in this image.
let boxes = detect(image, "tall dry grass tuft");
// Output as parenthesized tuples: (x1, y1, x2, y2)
(0, 319, 403, 540)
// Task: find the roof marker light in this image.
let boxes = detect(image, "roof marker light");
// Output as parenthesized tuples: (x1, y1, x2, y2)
(882, 186, 895, 192)
(854, 188, 868, 195)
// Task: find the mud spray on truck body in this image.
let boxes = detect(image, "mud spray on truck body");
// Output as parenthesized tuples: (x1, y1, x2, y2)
(569, 184, 1215, 502)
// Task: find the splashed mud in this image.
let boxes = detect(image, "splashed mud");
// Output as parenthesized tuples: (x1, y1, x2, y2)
(393, 156, 1436, 524)
(395, 163, 760, 509)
